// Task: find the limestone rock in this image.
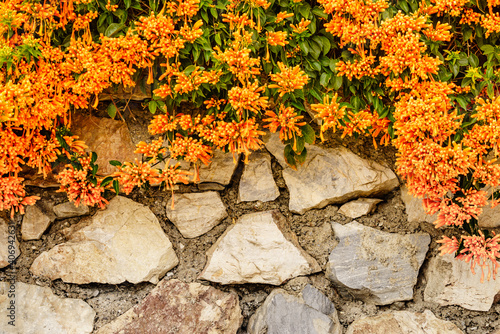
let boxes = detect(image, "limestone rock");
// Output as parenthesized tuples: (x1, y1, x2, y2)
(0, 282, 95, 334)
(96, 279, 242, 334)
(265, 133, 399, 214)
(478, 203, 500, 228)
(424, 253, 500, 311)
(400, 185, 437, 224)
(199, 210, 321, 285)
(194, 150, 239, 189)
(21, 203, 55, 240)
(71, 113, 141, 175)
(338, 198, 382, 219)
(166, 191, 227, 238)
(30, 196, 178, 284)
(248, 285, 341, 334)
(346, 310, 463, 334)
(0, 218, 19, 268)
(53, 201, 89, 219)
(326, 221, 430, 305)
(238, 152, 279, 202)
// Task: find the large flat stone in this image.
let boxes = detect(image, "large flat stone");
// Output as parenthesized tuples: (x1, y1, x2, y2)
(0, 282, 95, 334)
(71, 113, 141, 175)
(166, 191, 227, 238)
(199, 210, 321, 285)
(327, 221, 430, 305)
(265, 133, 398, 214)
(30, 196, 178, 284)
(248, 285, 341, 334)
(21, 202, 55, 240)
(0, 218, 19, 268)
(424, 253, 500, 311)
(238, 152, 279, 202)
(96, 279, 242, 334)
(346, 310, 463, 334)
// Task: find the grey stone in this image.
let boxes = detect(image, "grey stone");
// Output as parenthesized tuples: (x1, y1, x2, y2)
(0, 218, 19, 268)
(327, 221, 430, 305)
(96, 279, 242, 334)
(199, 210, 321, 285)
(0, 282, 95, 334)
(346, 310, 463, 334)
(194, 150, 239, 188)
(338, 198, 382, 219)
(53, 201, 89, 219)
(424, 253, 500, 311)
(400, 185, 437, 224)
(248, 286, 341, 334)
(265, 133, 398, 214)
(166, 191, 227, 238)
(30, 196, 178, 284)
(21, 203, 55, 240)
(238, 152, 279, 202)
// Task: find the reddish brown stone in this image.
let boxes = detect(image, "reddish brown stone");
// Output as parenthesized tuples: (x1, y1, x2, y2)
(71, 113, 141, 175)
(96, 279, 242, 334)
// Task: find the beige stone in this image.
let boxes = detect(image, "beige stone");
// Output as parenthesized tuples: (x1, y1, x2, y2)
(199, 210, 321, 285)
(30, 196, 178, 284)
(238, 152, 280, 203)
(0, 282, 95, 334)
(265, 133, 398, 214)
(71, 113, 141, 175)
(166, 191, 227, 238)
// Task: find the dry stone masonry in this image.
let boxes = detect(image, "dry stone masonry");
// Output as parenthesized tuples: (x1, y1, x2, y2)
(5, 118, 498, 333)
(265, 133, 399, 214)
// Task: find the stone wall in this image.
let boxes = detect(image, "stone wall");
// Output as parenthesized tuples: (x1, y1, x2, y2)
(2, 110, 500, 334)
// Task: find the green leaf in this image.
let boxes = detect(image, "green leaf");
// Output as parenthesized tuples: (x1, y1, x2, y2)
(455, 95, 468, 109)
(312, 7, 328, 19)
(298, 3, 311, 18)
(91, 152, 97, 164)
(92, 164, 98, 177)
(105, 23, 125, 37)
(481, 44, 495, 55)
(294, 135, 305, 154)
(320, 36, 330, 55)
(457, 54, 469, 66)
(215, 33, 222, 46)
(101, 176, 113, 187)
(469, 54, 479, 67)
(296, 147, 307, 165)
(332, 75, 342, 90)
(299, 40, 309, 56)
(107, 103, 117, 119)
(284, 144, 297, 170)
(124, 0, 131, 9)
(113, 180, 120, 194)
(302, 124, 315, 144)
(109, 160, 122, 167)
(309, 39, 322, 59)
(184, 65, 197, 75)
(148, 100, 157, 114)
